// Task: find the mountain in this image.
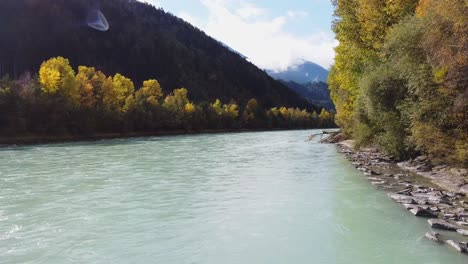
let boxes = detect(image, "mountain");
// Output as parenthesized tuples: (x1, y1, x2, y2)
(0, 0, 312, 109)
(268, 61, 329, 83)
(279, 80, 335, 110)
(266, 61, 334, 110)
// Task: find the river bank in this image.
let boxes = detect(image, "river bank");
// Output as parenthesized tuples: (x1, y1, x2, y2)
(0, 127, 325, 146)
(326, 134, 468, 254)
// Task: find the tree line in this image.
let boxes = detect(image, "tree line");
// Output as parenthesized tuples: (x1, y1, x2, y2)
(0, 57, 336, 138)
(329, 0, 467, 166)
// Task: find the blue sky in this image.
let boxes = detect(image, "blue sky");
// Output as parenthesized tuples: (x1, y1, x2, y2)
(143, 0, 337, 70)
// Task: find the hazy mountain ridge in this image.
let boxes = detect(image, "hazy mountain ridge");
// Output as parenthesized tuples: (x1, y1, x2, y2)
(267, 61, 334, 110)
(268, 61, 329, 83)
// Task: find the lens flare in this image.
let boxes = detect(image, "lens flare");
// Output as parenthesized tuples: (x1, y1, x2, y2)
(87, 9, 109, 31)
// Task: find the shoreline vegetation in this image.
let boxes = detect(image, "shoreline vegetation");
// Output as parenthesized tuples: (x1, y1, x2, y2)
(321, 131, 468, 254)
(328, 0, 467, 167)
(0, 57, 336, 145)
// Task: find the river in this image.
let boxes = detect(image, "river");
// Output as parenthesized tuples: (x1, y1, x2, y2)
(0, 130, 465, 263)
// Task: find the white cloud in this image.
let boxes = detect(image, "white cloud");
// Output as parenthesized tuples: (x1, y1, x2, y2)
(143, 0, 161, 7)
(286, 10, 309, 20)
(235, 2, 267, 20)
(178, 0, 337, 70)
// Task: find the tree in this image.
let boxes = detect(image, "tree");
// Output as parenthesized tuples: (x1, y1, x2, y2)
(100, 73, 135, 113)
(76, 66, 98, 109)
(163, 88, 192, 128)
(242, 98, 259, 127)
(39, 56, 80, 104)
(136, 79, 163, 107)
(208, 99, 239, 128)
(328, 0, 417, 135)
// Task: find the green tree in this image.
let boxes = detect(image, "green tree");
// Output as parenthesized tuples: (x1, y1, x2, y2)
(328, 0, 417, 135)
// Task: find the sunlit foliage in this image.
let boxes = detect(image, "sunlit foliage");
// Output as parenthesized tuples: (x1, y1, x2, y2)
(136, 79, 163, 107)
(329, 0, 467, 166)
(39, 57, 80, 104)
(0, 57, 336, 139)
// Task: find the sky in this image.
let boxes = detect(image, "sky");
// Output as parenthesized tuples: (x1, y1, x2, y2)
(142, 0, 337, 71)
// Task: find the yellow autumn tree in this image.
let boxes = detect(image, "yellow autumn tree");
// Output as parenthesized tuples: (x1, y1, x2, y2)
(210, 99, 239, 119)
(100, 73, 135, 113)
(223, 102, 239, 119)
(39, 56, 80, 104)
(163, 88, 192, 125)
(242, 98, 259, 126)
(319, 108, 331, 121)
(211, 99, 223, 116)
(76, 66, 102, 109)
(136, 79, 163, 107)
(184, 102, 196, 114)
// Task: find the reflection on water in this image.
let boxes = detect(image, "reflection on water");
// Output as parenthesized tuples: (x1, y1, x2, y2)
(0, 130, 465, 263)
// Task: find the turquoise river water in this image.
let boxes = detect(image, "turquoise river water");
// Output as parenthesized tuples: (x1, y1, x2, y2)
(0, 130, 466, 263)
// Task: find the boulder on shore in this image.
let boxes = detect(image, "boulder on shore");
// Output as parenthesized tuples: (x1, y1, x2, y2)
(428, 219, 460, 231)
(410, 207, 437, 218)
(456, 229, 468, 236)
(387, 193, 416, 204)
(445, 240, 467, 253)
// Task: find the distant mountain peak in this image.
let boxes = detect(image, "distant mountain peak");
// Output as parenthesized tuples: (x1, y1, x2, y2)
(267, 60, 329, 83)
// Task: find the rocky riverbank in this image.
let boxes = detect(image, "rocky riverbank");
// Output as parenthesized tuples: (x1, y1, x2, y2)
(330, 137, 468, 255)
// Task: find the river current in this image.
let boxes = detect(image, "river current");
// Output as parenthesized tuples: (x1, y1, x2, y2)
(0, 130, 465, 263)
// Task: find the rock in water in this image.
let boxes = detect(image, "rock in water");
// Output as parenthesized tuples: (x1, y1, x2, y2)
(445, 240, 467, 253)
(456, 229, 468, 236)
(410, 207, 437, 218)
(428, 219, 459, 231)
(425, 231, 441, 242)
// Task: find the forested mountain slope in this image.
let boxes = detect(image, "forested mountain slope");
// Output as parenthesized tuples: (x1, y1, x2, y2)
(0, 0, 311, 109)
(279, 81, 335, 111)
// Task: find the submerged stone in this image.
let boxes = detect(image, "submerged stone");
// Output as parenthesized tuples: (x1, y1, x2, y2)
(425, 231, 441, 242)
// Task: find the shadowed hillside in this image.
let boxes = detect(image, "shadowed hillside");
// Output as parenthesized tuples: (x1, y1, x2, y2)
(0, 0, 312, 109)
